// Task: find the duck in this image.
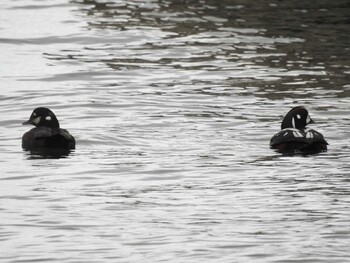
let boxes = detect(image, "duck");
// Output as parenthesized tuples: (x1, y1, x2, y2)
(22, 107, 75, 151)
(270, 106, 328, 154)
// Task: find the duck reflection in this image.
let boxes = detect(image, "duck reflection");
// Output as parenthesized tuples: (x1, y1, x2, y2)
(24, 148, 74, 159)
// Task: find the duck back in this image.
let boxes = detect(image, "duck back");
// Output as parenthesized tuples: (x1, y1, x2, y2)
(22, 127, 75, 150)
(270, 128, 328, 153)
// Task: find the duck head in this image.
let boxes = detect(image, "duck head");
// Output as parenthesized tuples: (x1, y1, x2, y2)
(281, 106, 314, 130)
(23, 107, 60, 128)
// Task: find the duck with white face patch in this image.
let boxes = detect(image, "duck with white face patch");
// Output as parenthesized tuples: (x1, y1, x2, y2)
(270, 106, 328, 154)
(22, 107, 75, 151)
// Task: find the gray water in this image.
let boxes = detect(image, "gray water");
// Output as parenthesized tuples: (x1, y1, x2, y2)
(1, 0, 350, 262)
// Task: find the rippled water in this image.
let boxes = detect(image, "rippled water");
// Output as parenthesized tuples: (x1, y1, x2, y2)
(1, 0, 350, 262)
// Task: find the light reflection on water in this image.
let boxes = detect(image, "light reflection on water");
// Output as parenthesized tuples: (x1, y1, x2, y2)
(1, 0, 350, 262)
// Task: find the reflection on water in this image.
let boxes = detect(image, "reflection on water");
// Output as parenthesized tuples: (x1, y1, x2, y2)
(1, 0, 350, 262)
(24, 148, 75, 159)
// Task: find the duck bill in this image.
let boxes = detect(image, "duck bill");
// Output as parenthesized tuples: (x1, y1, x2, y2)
(309, 118, 315, 124)
(22, 120, 33, 125)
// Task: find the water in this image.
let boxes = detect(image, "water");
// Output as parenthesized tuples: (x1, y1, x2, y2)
(1, 0, 350, 262)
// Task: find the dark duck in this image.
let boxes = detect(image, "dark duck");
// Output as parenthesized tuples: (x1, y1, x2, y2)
(22, 107, 76, 151)
(270, 106, 328, 154)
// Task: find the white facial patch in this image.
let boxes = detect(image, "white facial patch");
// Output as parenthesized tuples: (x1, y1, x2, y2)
(45, 116, 52, 121)
(296, 114, 301, 119)
(33, 112, 37, 117)
(32, 116, 41, 124)
(306, 114, 311, 124)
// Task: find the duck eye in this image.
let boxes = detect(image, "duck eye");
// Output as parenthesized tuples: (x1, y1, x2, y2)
(296, 114, 301, 119)
(33, 112, 37, 117)
(46, 116, 52, 121)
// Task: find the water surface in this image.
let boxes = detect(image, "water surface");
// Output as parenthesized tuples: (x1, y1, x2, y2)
(1, 0, 350, 262)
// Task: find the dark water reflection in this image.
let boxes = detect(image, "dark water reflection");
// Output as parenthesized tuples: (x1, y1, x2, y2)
(47, 0, 349, 122)
(1, 0, 350, 262)
(24, 148, 75, 159)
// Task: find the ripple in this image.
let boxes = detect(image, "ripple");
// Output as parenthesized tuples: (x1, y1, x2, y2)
(1, 0, 350, 262)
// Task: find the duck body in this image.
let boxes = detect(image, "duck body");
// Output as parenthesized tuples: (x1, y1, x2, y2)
(270, 106, 328, 154)
(270, 127, 327, 153)
(22, 127, 75, 150)
(22, 107, 75, 151)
